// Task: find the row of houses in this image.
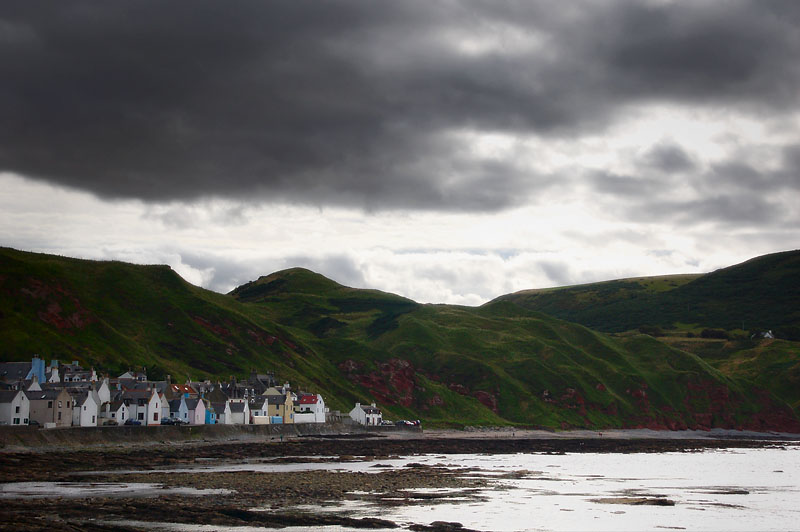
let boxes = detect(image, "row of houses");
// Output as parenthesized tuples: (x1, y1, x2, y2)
(0, 357, 329, 428)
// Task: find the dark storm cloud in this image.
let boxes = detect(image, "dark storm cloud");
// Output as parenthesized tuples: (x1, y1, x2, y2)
(1, 1, 799, 210)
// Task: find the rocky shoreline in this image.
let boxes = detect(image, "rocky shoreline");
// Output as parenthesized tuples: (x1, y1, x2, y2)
(0, 432, 795, 531)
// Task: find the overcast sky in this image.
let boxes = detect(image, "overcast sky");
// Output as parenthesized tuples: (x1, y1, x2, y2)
(1, 0, 799, 305)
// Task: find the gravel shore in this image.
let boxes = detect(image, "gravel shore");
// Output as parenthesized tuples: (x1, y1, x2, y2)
(1, 429, 796, 531)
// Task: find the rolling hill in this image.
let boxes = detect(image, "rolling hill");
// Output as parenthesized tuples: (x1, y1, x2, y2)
(491, 250, 800, 334)
(1, 246, 798, 431)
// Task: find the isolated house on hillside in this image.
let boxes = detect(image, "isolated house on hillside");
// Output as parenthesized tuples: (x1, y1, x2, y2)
(0, 389, 30, 426)
(349, 402, 382, 426)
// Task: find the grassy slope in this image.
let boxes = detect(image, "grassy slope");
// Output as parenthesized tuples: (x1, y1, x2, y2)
(0, 248, 354, 411)
(2, 248, 797, 430)
(230, 269, 796, 430)
(492, 250, 800, 333)
(492, 250, 800, 416)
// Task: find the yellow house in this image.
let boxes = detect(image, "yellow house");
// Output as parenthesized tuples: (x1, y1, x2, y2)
(265, 385, 294, 424)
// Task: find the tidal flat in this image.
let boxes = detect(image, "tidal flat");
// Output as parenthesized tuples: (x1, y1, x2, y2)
(1, 432, 798, 531)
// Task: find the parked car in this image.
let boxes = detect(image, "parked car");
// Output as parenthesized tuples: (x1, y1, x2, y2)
(380, 420, 394, 426)
(124, 419, 141, 426)
(28, 419, 41, 427)
(160, 418, 175, 425)
(102, 419, 117, 426)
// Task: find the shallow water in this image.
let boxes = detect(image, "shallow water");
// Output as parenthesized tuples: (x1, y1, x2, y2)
(0, 481, 231, 499)
(271, 446, 800, 532)
(322, 446, 800, 532)
(18, 445, 800, 531)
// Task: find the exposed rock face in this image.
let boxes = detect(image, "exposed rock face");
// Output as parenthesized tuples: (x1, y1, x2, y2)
(340, 358, 417, 407)
(21, 278, 95, 331)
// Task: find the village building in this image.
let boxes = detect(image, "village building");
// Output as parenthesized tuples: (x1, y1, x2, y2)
(26, 387, 72, 427)
(120, 388, 160, 425)
(0, 361, 32, 386)
(250, 396, 270, 424)
(204, 401, 217, 424)
(100, 400, 129, 425)
(212, 401, 232, 424)
(295, 393, 326, 424)
(70, 390, 98, 427)
(185, 398, 206, 425)
(229, 401, 250, 425)
(0, 389, 30, 426)
(169, 397, 188, 422)
(349, 402, 382, 426)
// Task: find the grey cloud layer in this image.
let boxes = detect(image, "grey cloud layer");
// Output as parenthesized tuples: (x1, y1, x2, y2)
(1, 1, 799, 211)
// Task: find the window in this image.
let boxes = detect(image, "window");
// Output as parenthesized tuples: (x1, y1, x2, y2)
(47, 401, 53, 408)
(83, 406, 86, 411)
(138, 412, 144, 421)
(111, 413, 116, 418)
(58, 412, 62, 420)
(121, 412, 125, 420)
(15, 406, 19, 414)
(58, 401, 62, 408)
(66, 401, 70, 408)
(154, 412, 158, 421)
(92, 415, 95, 424)
(13, 418, 19, 425)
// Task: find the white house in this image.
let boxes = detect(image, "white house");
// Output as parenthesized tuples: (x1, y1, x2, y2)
(212, 402, 232, 424)
(229, 401, 249, 425)
(94, 378, 111, 405)
(295, 393, 326, 424)
(101, 400, 129, 425)
(349, 402, 382, 426)
(0, 390, 30, 426)
(185, 398, 206, 425)
(71, 390, 98, 427)
(250, 396, 270, 425)
(169, 397, 188, 421)
(122, 388, 161, 425)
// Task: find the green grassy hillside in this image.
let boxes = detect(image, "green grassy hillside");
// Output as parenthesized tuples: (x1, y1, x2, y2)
(229, 268, 799, 431)
(1, 247, 798, 431)
(492, 250, 800, 334)
(0, 248, 356, 411)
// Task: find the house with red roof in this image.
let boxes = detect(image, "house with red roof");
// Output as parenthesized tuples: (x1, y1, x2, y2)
(295, 393, 326, 423)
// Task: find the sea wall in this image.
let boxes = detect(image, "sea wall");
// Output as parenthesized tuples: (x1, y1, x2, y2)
(0, 421, 420, 450)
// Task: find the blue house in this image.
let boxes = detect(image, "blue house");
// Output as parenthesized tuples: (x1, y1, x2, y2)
(205, 402, 216, 424)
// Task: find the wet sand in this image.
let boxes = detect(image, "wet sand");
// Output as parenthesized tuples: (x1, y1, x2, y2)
(0, 430, 796, 531)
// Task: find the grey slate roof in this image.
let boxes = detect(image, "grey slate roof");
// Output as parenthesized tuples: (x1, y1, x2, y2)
(0, 390, 22, 403)
(24, 389, 64, 401)
(267, 395, 286, 405)
(0, 362, 30, 382)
